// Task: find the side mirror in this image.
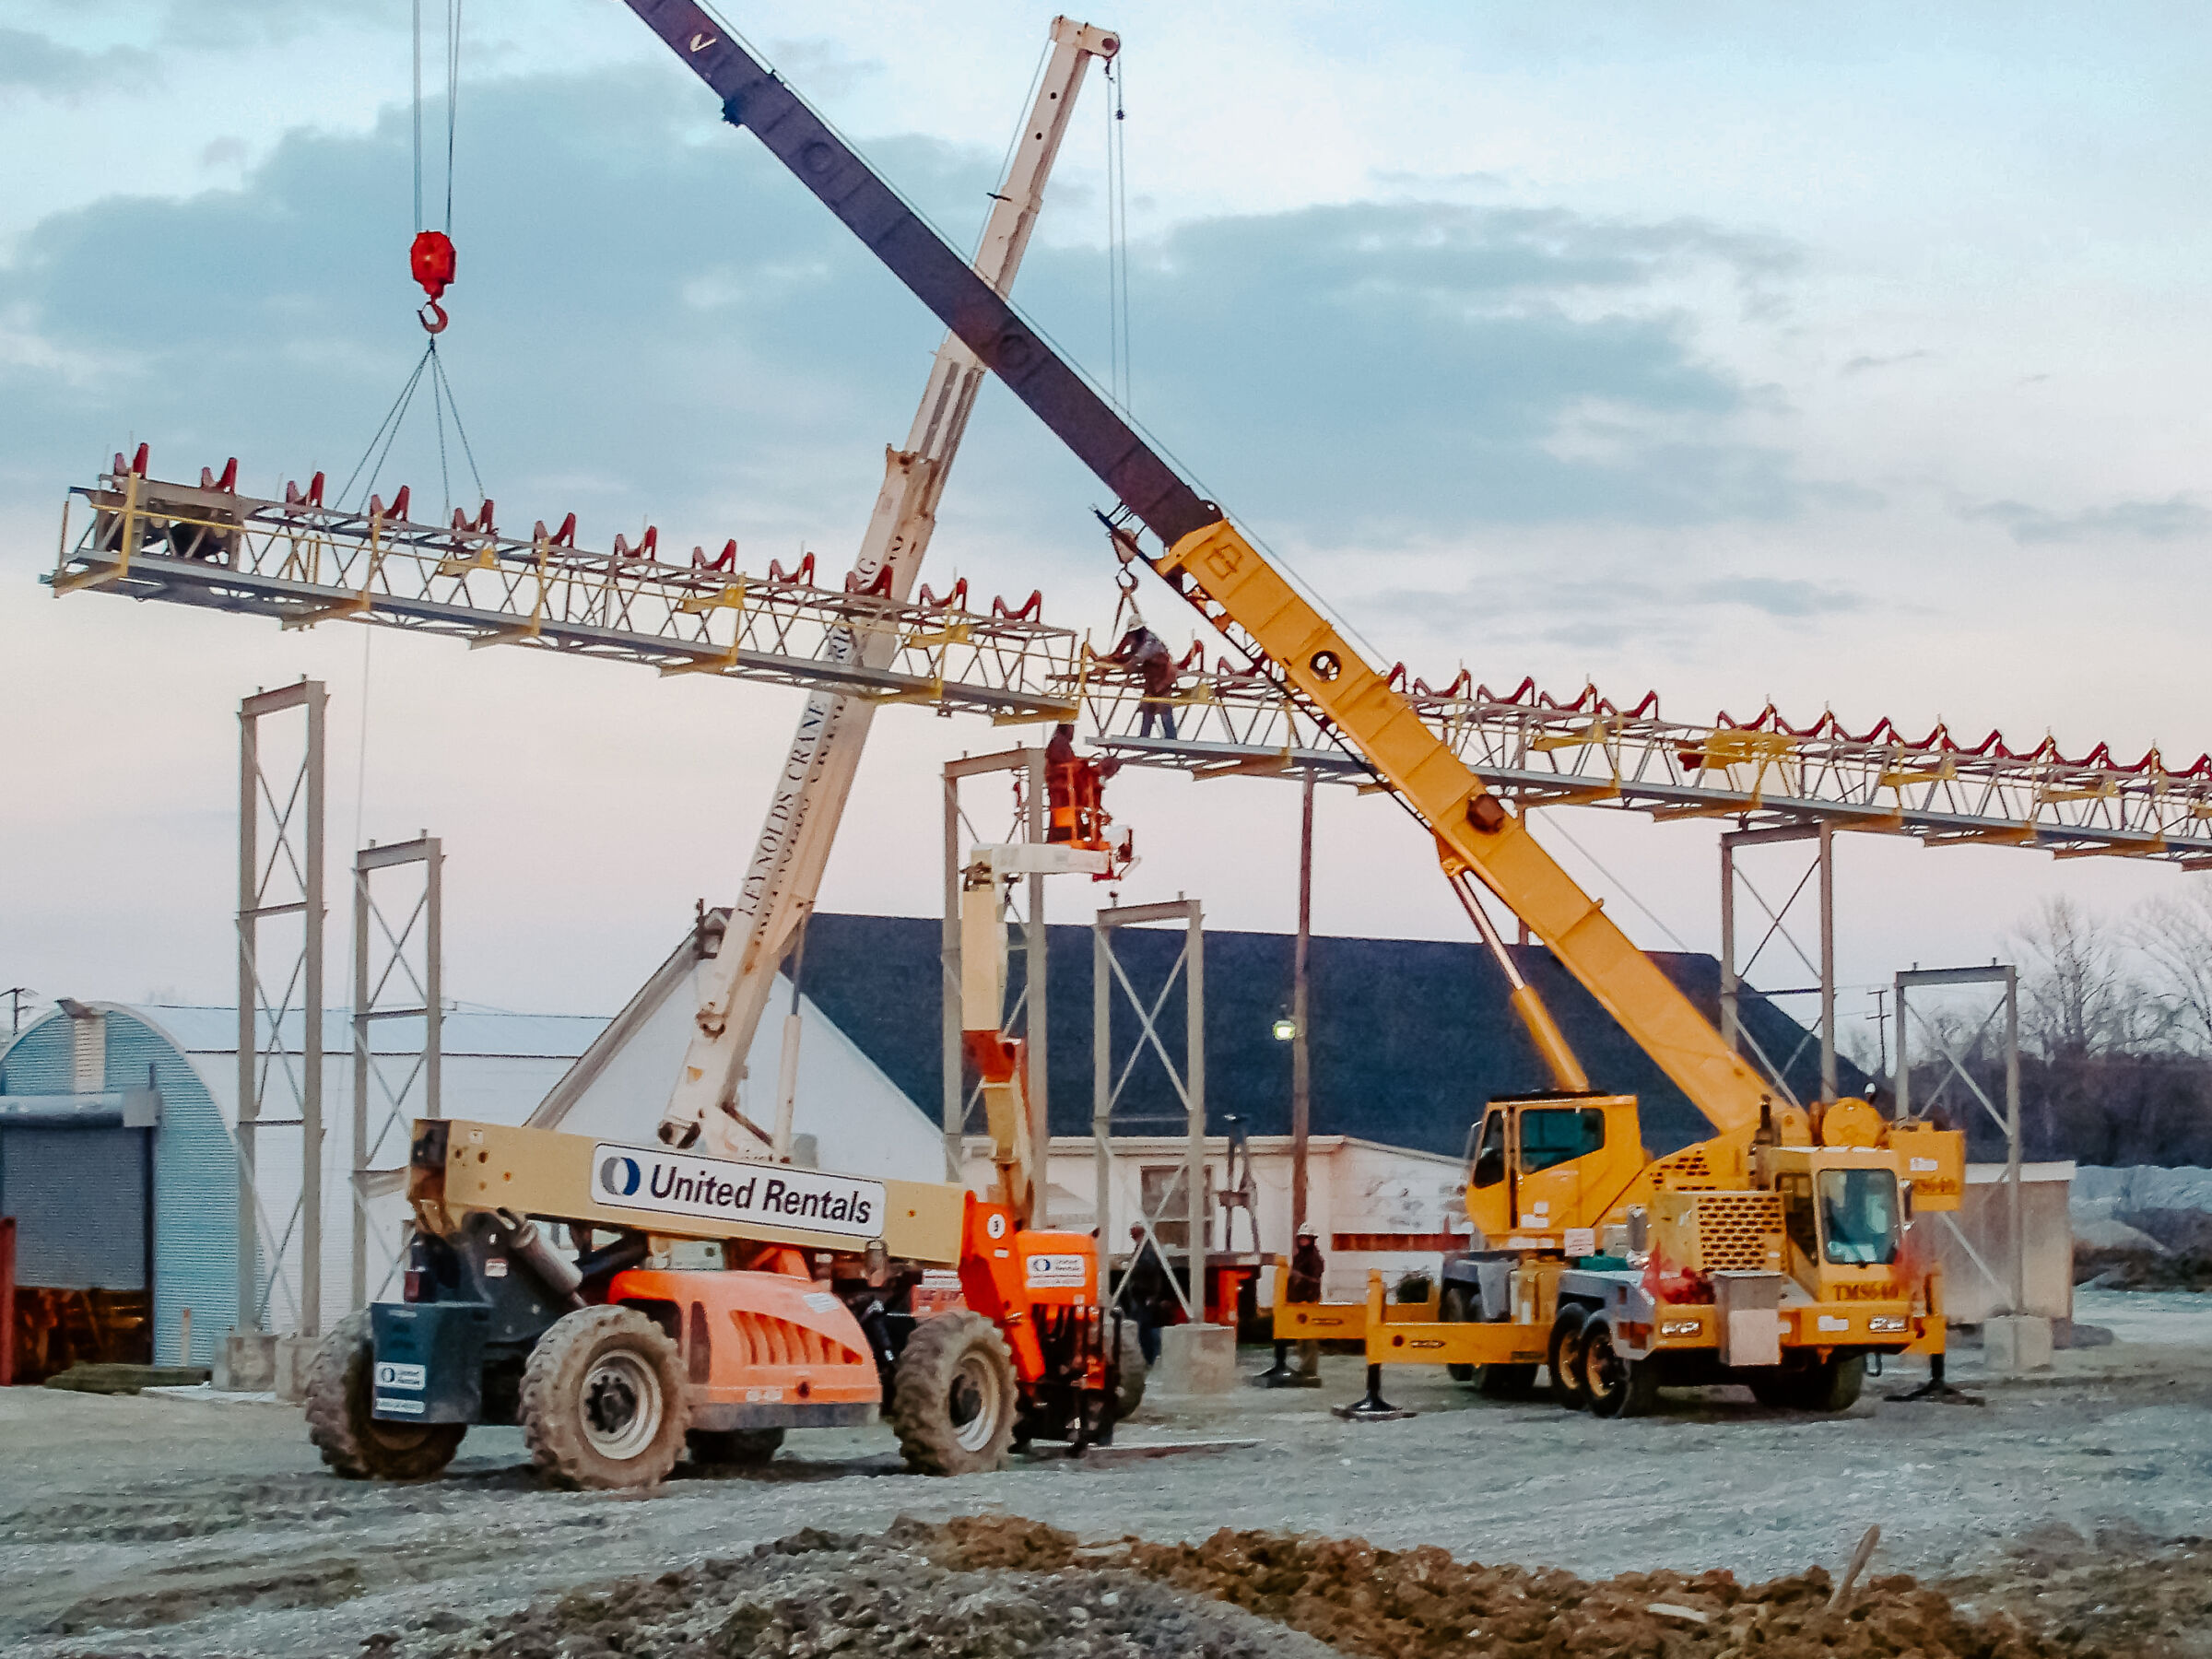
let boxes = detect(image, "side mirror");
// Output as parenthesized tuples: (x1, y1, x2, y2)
(1900, 1182, 1916, 1225)
(1626, 1205, 1650, 1255)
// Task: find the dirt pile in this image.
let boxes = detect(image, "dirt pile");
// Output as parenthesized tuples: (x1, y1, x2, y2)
(926, 1516, 2070, 1659)
(2077, 1209, 2212, 1290)
(366, 1523, 1328, 1659)
(1945, 1525, 2212, 1659)
(340, 1515, 2135, 1659)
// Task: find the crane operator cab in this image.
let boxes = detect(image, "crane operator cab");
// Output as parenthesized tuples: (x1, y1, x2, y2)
(1461, 1093, 1646, 1252)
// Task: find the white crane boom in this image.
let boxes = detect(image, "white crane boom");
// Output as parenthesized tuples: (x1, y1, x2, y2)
(648, 17, 1120, 1157)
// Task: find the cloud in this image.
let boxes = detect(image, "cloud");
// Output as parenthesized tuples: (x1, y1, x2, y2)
(1368, 567, 1863, 649)
(1841, 348, 1932, 374)
(1026, 200, 1809, 540)
(1961, 495, 2211, 544)
(0, 64, 1823, 596)
(1687, 575, 1865, 617)
(0, 28, 157, 93)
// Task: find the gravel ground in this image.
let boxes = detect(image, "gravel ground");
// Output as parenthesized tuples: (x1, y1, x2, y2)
(5, 1290, 2208, 1658)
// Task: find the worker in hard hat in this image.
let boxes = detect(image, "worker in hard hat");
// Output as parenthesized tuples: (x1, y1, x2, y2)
(1288, 1224, 1326, 1381)
(1287, 1224, 1325, 1304)
(1109, 610, 1179, 740)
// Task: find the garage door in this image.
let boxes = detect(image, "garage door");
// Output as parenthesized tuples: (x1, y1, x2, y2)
(0, 1125, 151, 1289)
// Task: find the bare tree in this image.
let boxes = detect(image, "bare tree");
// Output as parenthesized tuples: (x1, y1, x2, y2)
(2011, 897, 2140, 1059)
(2135, 885, 2212, 1055)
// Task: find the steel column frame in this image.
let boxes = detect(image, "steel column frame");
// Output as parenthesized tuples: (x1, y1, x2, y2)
(237, 679, 325, 1337)
(349, 834, 441, 1311)
(940, 749, 1052, 1188)
(1720, 820, 1838, 1103)
(1896, 964, 2025, 1315)
(1092, 899, 1206, 1319)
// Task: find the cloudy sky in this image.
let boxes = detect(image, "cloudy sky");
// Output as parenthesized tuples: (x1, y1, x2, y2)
(4, 1, 2208, 1056)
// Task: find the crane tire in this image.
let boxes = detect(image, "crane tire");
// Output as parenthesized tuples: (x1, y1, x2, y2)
(889, 1310, 1017, 1476)
(305, 1311, 465, 1481)
(1114, 1320, 1147, 1421)
(1547, 1305, 1592, 1411)
(1580, 1317, 1660, 1419)
(519, 1305, 688, 1490)
(1440, 1285, 1478, 1382)
(688, 1427, 785, 1467)
(1748, 1354, 1866, 1413)
(1477, 1362, 1541, 1399)
(1796, 1354, 1867, 1413)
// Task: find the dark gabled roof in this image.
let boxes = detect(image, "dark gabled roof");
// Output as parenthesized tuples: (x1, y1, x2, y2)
(797, 913, 1860, 1159)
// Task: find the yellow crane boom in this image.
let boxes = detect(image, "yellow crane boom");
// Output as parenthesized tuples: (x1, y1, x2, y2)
(622, 0, 1774, 1145)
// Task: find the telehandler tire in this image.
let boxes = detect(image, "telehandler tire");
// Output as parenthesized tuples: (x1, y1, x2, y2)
(1114, 1320, 1147, 1421)
(1580, 1317, 1660, 1419)
(519, 1305, 689, 1490)
(687, 1427, 785, 1467)
(1547, 1305, 1592, 1411)
(305, 1311, 465, 1481)
(890, 1310, 1017, 1476)
(1440, 1285, 1478, 1382)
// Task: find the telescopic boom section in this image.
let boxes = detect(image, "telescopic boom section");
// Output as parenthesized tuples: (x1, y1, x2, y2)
(622, 0, 1777, 1140)
(635, 10, 1118, 1158)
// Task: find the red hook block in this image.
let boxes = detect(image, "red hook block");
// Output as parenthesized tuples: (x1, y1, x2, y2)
(410, 229, 455, 334)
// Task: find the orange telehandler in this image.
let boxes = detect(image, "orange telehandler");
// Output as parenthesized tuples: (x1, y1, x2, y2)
(303, 16, 1136, 1489)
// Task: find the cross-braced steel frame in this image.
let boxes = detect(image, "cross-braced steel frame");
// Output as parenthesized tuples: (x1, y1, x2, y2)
(940, 750, 1052, 1184)
(1895, 964, 2026, 1318)
(1092, 899, 1206, 1321)
(1721, 821, 1838, 1106)
(350, 835, 441, 1310)
(236, 680, 325, 1338)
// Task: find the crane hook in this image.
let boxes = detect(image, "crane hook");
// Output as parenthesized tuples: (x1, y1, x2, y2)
(410, 229, 456, 335)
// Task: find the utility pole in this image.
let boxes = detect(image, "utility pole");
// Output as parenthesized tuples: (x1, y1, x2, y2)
(4, 987, 31, 1035)
(1866, 987, 1890, 1082)
(1290, 770, 1314, 1241)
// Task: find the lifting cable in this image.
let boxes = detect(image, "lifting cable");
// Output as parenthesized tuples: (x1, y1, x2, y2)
(338, 0, 484, 523)
(337, 0, 483, 966)
(1103, 52, 1131, 412)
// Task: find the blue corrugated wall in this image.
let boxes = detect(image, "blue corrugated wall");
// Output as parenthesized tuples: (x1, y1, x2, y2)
(0, 1006, 238, 1365)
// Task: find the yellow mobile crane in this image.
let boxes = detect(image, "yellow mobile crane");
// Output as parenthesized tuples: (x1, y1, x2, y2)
(621, 0, 1969, 1421)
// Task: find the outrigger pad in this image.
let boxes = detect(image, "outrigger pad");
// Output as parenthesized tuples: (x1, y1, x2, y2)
(1331, 1364, 1418, 1422)
(1885, 1355, 1984, 1406)
(1886, 1378, 1985, 1406)
(1251, 1342, 1324, 1389)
